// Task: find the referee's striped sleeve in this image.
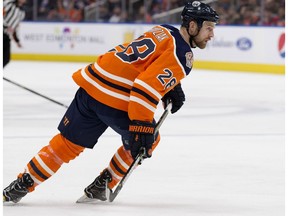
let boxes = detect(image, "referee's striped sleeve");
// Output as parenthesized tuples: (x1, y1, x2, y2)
(3, 0, 25, 31)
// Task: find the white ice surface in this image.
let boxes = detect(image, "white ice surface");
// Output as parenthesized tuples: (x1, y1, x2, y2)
(3, 61, 285, 216)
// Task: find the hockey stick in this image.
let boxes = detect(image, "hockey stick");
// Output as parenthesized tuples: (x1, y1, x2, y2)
(76, 102, 172, 203)
(3, 77, 68, 108)
(106, 102, 173, 202)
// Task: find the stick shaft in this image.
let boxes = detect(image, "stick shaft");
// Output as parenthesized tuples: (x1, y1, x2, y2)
(108, 103, 172, 202)
(3, 77, 68, 108)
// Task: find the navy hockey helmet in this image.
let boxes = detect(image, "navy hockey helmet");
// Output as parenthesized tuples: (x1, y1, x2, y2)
(181, 1, 219, 28)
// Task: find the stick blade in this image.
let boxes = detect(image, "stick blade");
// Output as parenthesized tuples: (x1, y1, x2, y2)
(105, 180, 113, 202)
(108, 189, 119, 202)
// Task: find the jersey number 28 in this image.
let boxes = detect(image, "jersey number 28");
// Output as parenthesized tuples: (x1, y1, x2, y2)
(115, 38, 156, 63)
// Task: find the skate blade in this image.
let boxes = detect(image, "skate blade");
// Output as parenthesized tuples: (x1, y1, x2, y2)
(3, 195, 15, 204)
(76, 194, 102, 204)
(76, 194, 94, 203)
(3, 196, 19, 205)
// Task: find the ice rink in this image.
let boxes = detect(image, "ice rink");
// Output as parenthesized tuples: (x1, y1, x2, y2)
(3, 61, 285, 216)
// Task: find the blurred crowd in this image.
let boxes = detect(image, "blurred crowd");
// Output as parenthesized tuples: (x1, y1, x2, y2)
(211, 0, 285, 26)
(23, 0, 285, 26)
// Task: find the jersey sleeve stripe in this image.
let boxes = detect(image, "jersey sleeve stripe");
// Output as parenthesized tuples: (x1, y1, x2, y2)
(134, 79, 162, 99)
(131, 86, 158, 106)
(88, 65, 130, 94)
(129, 96, 156, 113)
(94, 62, 133, 86)
(81, 68, 130, 102)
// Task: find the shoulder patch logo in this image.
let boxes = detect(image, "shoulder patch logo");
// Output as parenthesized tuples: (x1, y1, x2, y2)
(185, 52, 194, 68)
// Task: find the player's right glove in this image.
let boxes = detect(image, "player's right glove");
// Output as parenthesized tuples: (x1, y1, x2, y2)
(162, 83, 185, 114)
(128, 120, 155, 159)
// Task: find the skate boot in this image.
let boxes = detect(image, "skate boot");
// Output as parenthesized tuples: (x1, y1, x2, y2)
(3, 173, 34, 203)
(84, 169, 112, 201)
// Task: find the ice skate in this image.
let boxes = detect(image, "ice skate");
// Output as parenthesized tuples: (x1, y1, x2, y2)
(77, 169, 112, 203)
(3, 173, 34, 203)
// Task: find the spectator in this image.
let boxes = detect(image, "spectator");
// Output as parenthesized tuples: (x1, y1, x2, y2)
(262, 10, 279, 26)
(98, 3, 110, 22)
(12, 0, 286, 26)
(109, 6, 122, 22)
(107, 0, 121, 12)
(38, 0, 58, 20)
(134, 5, 152, 23)
(276, 7, 285, 26)
(57, 0, 83, 22)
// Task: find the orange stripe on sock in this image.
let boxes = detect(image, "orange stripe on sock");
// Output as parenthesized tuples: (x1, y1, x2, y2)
(107, 135, 161, 189)
(109, 159, 125, 178)
(108, 146, 133, 189)
(37, 146, 62, 173)
(49, 134, 85, 163)
(117, 146, 134, 166)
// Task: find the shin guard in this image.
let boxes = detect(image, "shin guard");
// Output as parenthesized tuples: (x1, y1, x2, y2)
(24, 133, 84, 190)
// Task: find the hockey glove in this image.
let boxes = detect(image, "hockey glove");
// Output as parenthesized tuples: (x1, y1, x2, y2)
(162, 83, 185, 114)
(128, 121, 155, 159)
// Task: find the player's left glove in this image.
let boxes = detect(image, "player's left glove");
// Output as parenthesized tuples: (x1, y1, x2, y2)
(162, 83, 185, 114)
(128, 120, 155, 159)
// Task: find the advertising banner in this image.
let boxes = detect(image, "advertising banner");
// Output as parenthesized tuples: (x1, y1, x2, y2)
(193, 26, 285, 65)
(12, 22, 145, 55)
(12, 23, 285, 73)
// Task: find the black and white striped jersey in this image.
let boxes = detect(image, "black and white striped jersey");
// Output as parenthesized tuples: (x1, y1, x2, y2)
(3, 0, 25, 41)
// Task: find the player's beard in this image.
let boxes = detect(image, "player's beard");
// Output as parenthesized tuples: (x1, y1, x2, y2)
(193, 34, 211, 49)
(194, 39, 208, 49)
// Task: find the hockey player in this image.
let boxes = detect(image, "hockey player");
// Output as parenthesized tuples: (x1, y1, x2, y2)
(3, 1, 219, 203)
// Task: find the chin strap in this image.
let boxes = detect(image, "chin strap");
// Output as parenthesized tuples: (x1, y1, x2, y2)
(189, 36, 196, 48)
(186, 20, 203, 48)
(186, 26, 200, 48)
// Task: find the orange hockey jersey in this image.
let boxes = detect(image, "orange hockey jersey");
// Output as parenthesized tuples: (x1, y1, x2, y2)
(72, 24, 194, 122)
